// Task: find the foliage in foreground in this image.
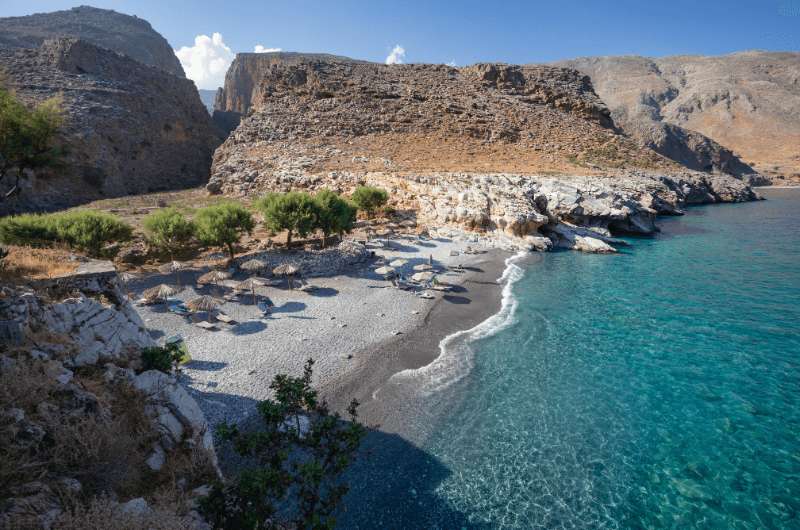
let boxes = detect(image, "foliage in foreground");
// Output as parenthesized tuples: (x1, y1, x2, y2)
(194, 202, 255, 260)
(0, 210, 132, 257)
(350, 186, 388, 218)
(140, 342, 187, 373)
(143, 207, 197, 259)
(0, 85, 63, 201)
(200, 359, 366, 529)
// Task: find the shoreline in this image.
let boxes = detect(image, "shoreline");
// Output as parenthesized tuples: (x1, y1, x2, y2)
(324, 249, 529, 442)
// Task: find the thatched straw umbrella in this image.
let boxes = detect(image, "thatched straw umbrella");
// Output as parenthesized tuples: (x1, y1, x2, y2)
(237, 277, 266, 304)
(185, 295, 222, 313)
(158, 260, 186, 287)
(198, 270, 230, 285)
(273, 263, 300, 289)
(240, 258, 267, 274)
(143, 284, 180, 303)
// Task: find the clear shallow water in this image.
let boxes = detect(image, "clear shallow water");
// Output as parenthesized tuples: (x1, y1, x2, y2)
(343, 189, 800, 529)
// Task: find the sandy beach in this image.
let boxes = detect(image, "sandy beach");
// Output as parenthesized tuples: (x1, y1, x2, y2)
(130, 231, 515, 434)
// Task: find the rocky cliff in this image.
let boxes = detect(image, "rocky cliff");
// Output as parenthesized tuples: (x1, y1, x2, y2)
(0, 262, 215, 528)
(0, 37, 219, 214)
(210, 52, 676, 190)
(209, 53, 758, 252)
(0, 5, 185, 77)
(558, 52, 800, 183)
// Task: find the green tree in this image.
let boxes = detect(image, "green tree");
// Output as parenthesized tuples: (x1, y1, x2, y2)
(0, 85, 63, 201)
(350, 186, 388, 218)
(194, 202, 254, 260)
(200, 359, 365, 529)
(255, 191, 318, 248)
(313, 190, 357, 248)
(143, 207, 196, 260)
(52, 210, 133, 257)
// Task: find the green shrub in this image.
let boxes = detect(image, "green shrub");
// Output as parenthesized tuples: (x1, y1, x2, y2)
(254, 191, 318, 248)
(52, 210, 132, 257)
(0, 87, 63, 200)
(143, 207, 196, 259)
(0, 213, 57, 247)
(313, 190, 357, 247)
(140, 342, 187, 373)
(194, 202, 254, 260)
(200, 359, 365, 529)
(351, 186, 388, 217)
(0, 210, 131, 257)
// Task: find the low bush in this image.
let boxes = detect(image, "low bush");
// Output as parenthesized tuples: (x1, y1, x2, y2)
(143, 207, 196, 259)
(0, 210, 132, 257)
(351, 186, 388, 217)
(140, 342, 187, 373)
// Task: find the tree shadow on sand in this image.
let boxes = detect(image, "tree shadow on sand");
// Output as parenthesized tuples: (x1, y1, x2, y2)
(188, 387, 485, 529)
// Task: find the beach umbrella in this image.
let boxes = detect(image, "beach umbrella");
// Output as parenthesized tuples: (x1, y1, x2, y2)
(240, 258, 267, 274)
(198, 270, 230, 285)
(158, 260, 186, 287)
(238, 277, 266, 304)
(143, 284, 180, 303)
(389, 259, 408, 268)
(185, 295, 222, 312)
(273, 263, 300, 289)
(411, 271, 435, 282)
(412, 263, 433, 272)
(374, 266, 396, 277)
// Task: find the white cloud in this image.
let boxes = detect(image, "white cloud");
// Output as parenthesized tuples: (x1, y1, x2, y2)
(385, 44, 406, 65)
(254, 45, 282, 53)
(174, 32, 235, 90)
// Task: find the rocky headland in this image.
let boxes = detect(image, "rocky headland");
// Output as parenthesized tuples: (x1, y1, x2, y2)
(209, 53, 759, 253)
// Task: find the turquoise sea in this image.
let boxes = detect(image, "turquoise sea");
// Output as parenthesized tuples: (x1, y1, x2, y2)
(343, 188, 800, 529)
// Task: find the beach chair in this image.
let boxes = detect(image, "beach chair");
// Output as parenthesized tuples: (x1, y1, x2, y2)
(195, 321, 218, 331)
(418, 291, 435, 299)
(216, 312, 236, 325)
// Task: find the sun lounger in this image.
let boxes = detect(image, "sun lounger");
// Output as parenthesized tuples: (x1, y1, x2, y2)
(418, 291, 435, 299)
(195, 321, 218, 331)
(216, 313, 236, 324)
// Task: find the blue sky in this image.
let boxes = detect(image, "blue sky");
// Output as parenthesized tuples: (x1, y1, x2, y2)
(2, 1, 798, 88)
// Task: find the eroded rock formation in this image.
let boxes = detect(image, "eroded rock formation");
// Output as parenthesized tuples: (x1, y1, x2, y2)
(0, 37, 219, 214)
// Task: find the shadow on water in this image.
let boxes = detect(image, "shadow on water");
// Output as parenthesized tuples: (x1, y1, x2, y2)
(187, 385, 483, 529)
(339, 429, 489, 529)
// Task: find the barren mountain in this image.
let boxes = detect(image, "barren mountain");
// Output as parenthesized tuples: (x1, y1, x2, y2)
(209, 52, 675, 194)
(0, 5, 185, 77)
(208, 53, 757, 250)
(0, 38, 219, 214)
(558, 52, 800, 183)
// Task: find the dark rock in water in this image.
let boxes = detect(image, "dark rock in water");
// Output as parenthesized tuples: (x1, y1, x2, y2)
(0, 38, 220, 214)
(0, 5, 185, 77)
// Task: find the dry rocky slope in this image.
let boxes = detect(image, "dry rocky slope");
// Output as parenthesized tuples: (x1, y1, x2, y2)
(0, 9, 220, 215)
(210, 53, 758, 252)
(1, 263, 215, 528)
(0, 5, 185, 77)
(558, 52, 800, 184)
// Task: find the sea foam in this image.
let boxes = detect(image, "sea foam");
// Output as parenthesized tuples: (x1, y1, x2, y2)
(384, 251, 528, 397)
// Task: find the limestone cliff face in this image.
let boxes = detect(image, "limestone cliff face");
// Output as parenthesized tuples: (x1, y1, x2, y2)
(0, 38, 220, 214)
(557, 52, 800, 183)
(0, 5, 185, 77)
(210, 52, 675, 193)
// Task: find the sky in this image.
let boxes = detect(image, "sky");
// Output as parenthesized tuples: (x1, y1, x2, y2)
(2, 0, 799, 89)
